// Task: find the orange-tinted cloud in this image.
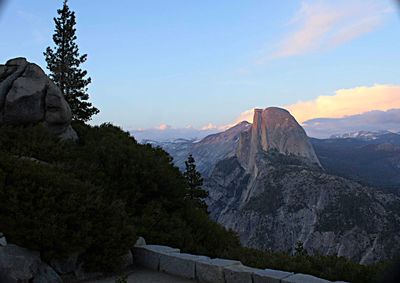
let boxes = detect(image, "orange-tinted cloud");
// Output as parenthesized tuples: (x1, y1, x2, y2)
(232, 84, 400, 125)
(286, 84, 400, 123)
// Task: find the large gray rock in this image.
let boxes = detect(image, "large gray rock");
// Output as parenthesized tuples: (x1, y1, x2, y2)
(50, 253, 78, 274)
(0, 233, 6, 247)
(33, 263, 62, 283)
(236, 107, 321, 170)
(134, 236, 146, 247)
(0, 57, 77, 140)
(0, 244, 41, 282)
(152, 106, 400, 263)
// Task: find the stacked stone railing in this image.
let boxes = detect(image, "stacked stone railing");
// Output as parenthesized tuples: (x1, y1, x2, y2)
(133, 239, 349, 283)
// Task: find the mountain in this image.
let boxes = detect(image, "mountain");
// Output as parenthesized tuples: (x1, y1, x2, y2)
(153, 121, 251, 177)
(151, 125, 400, 192)
(329, 130, 400, 141)
(145, 108, 400, 264)
(312, 131, 400, 191)
(236, 108, 321, 170)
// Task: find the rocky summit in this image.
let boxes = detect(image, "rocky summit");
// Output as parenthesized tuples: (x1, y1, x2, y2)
(236, 107, 321, 170)
(0, 57, 77, 140)
(154, 107, 400, 264)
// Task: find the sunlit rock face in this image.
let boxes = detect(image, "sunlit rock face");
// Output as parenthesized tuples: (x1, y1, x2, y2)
(149, 107, 400, 264)
(203, 108, 400, 264)
(0, 58, 77, 140)
(237, 107, 321, 171)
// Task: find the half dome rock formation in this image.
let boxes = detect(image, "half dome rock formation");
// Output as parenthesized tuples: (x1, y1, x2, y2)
(150, 107, 400, 264)
(237, 107, 321, 170)
(0, 57, 77, 140)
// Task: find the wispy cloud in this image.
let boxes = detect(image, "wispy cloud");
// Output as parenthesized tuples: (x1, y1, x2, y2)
(261, 0, 392, 62)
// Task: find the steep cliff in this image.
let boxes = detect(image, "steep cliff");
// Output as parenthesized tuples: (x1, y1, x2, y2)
(201, 108, 400, 264)
(237, 108, 321, 170)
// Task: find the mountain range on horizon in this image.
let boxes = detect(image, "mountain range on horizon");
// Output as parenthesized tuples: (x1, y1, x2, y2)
(132, 108, 400, 142)
(142, 107, 400, 264)
(145, 114, 400, 192)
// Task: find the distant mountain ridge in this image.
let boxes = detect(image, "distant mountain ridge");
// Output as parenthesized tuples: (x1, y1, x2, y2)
(149, 123, 400, 191)
(143, 107, 400, 264)
(312, 131, 400, 191)
(330, 130, 400, 140)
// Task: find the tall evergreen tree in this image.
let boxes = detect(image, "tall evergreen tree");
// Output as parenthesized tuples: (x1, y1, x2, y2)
(44, 0, 99, 122)
(183, 154, 209, 211)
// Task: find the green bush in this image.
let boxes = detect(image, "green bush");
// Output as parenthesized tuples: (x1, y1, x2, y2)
(0, 124, 237, 270)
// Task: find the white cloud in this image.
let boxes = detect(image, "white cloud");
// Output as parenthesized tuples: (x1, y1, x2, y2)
(264, 0, 392, 61)
(201, 123, 218, 130)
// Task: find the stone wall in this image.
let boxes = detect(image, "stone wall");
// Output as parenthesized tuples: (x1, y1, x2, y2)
(133, 240, 348, 283)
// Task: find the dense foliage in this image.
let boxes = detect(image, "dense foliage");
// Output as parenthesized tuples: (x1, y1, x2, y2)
(0, 123, 237, 271)
(183, 154, 209, 211)
(44, 0, 99, 122)
(0, 124, 396, 282)
(222, 247, 392, 283)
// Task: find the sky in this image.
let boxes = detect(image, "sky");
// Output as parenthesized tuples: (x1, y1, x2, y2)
(1, 0, 400, 139)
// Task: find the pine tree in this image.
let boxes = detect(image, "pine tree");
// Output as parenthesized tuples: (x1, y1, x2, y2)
(183, 154, 209, 211)
(294, 241, 307, 256)
(44, 0, 99, 122)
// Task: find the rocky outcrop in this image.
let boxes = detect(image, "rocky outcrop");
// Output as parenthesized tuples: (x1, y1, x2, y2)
(0, 233, 109, 282)
(202, 109, 400, 264)
(237, 108, 320, 170)
(153, 107, 400, 264)
(0, 244, 62, 283)
(205, 153, 400, 263)
(0, 57, 77, 140)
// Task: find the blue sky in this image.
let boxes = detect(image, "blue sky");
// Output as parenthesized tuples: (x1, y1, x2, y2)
(1, 0, 400, 136)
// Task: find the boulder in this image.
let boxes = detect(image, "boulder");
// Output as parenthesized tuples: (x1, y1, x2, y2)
(0, 233, 6, 246)
(50, 253, 79, 275)
(0, 57, 77, 140)
(0, 244, 41, 282)
(134, 236, 147, 247)
(33, 263, 62, 283)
